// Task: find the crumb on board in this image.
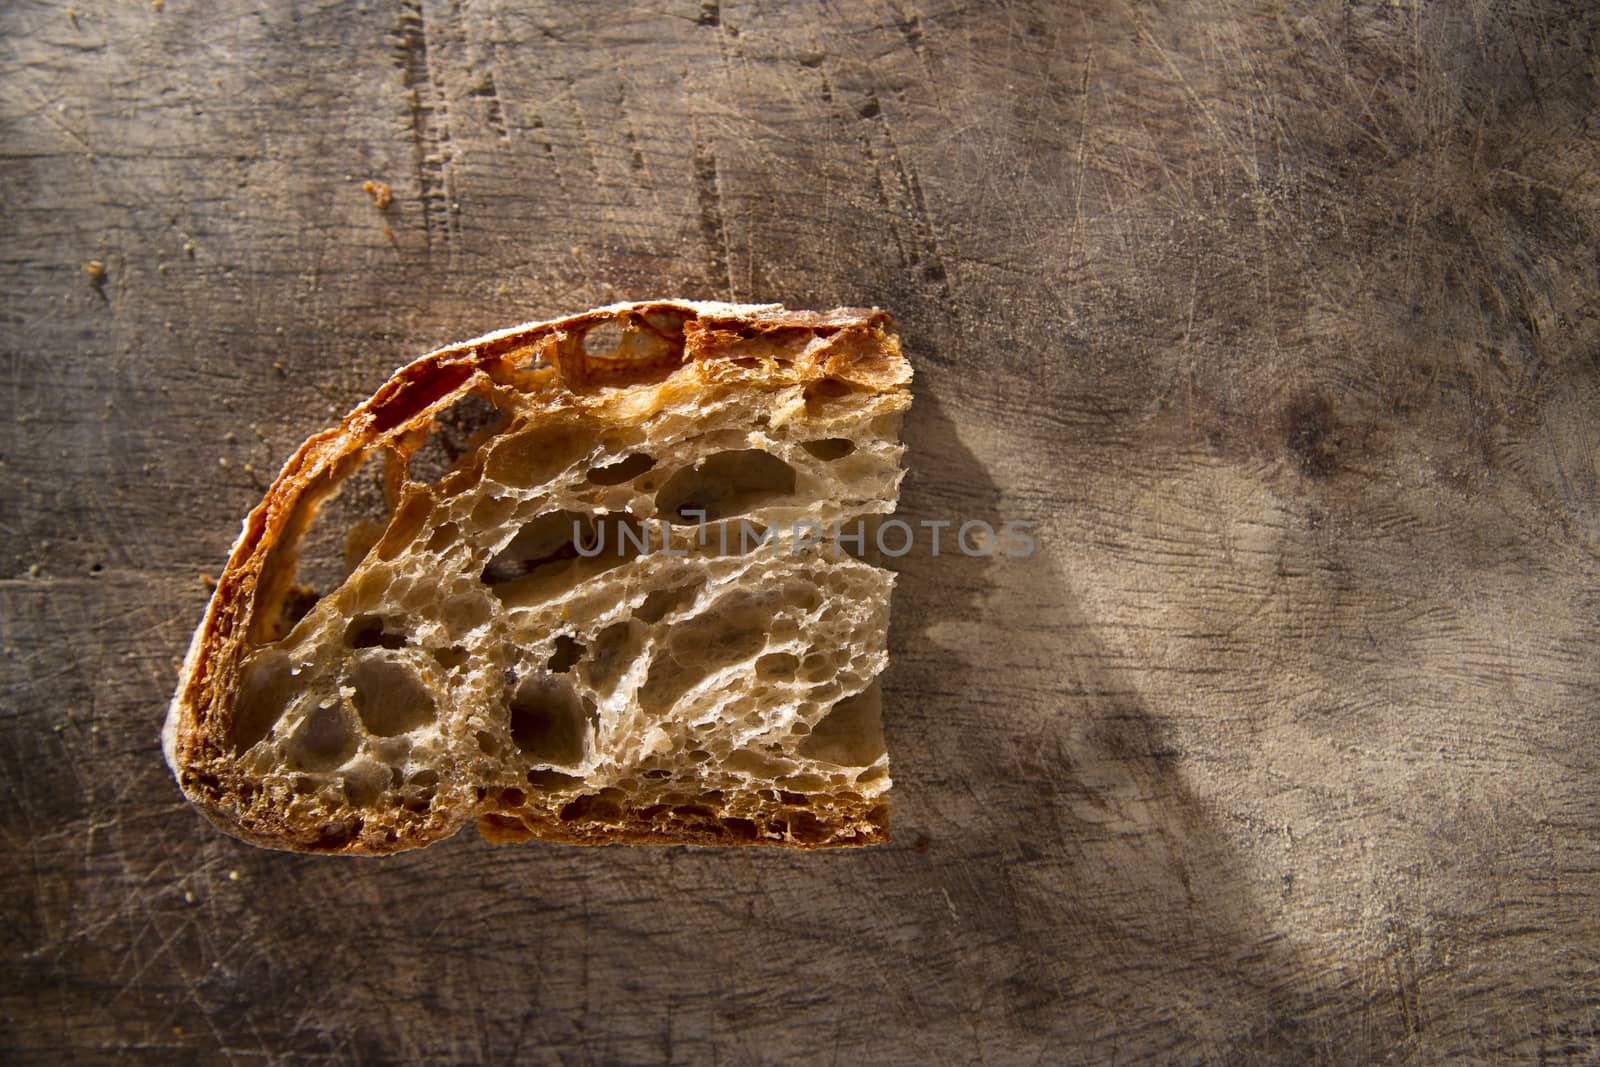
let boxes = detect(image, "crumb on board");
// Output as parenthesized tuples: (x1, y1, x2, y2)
(82, 260, 105, 285)
(200, 573, 216, 591)
(362, 179, 393, 210)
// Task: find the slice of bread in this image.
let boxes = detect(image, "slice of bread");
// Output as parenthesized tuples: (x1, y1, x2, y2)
(164, 300, 912, 854)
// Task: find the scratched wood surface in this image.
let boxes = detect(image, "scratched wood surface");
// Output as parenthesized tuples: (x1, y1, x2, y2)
(4, 1, 1599, 1063)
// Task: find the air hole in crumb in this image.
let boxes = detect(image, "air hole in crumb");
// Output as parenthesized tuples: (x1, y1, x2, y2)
(255, 450, 390, 644)
(639, 592, 773, 712)
(433, 645, 469, 670)
(669, 590, 775, 666)
(499, 787, 526, 808)
(635, 583, 698, 624)
(723, 817, 759, 840)
(405, 392, 506, 486)
(804, 378, 855, 416)
(801, 652, 833, 682)
(508, 675, 593, 767)
(483, 511, 646, 606)
(375, 490, 433, 562)
(425, 522, 460, 554)
(756, 652, 800, 680)
(483, 422, 590, 489)
(345, 614, 407, 650)
(230, 649, 298, 753)
(527, 768, 584, 790)
(801, 437, 856, 461)
(286, 702, 357, 772)
(784, 582, 823, 613)
(560, 788, 624, 821)
(580, 620, 640, 690)
(724, 747, 781, 777)
(582, 320, 624, 356)
(481, 511, 595, 583)
(799, 682, 886, 767)
(475, 730, 500, 754)
(442, 593, 490, 632)
(274, 586, 321, 636)
(783, 810, 831, 844)
(586, 452, 656, 485)
(348, 655, 437, 736)
(547, 634, 585, 673)
(471, 496, 514, 531)
(655, 450, 796, 523)
(342, 760, 389, 807)
(779, 790, 809, 806)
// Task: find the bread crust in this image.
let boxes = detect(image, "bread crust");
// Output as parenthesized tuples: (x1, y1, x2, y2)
(165, 300, 909, 854)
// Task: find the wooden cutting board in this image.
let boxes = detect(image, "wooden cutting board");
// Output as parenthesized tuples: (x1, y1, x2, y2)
(4, 2, 1597, 1062)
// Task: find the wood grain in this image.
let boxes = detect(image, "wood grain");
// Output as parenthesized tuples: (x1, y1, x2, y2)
(3, 1, 1598, 1063)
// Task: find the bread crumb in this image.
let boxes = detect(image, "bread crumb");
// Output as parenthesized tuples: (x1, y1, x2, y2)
(199, 573, 216, 591)
(362, 179, 393, 210)
(152, 0, 163, 10)
(227, 870, 240, 881)
(82, 260, 105, 285)
(914, 835, 931, 853)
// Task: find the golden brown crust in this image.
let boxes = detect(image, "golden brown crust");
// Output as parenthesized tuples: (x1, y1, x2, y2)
(165, 300, 908, 854)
